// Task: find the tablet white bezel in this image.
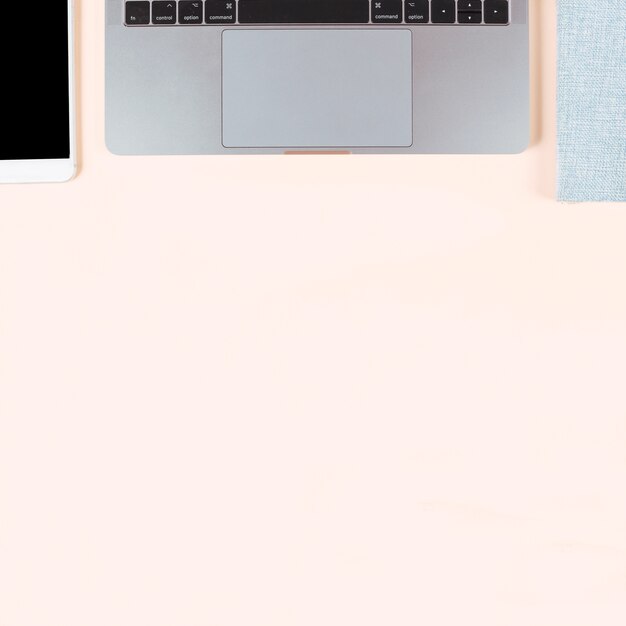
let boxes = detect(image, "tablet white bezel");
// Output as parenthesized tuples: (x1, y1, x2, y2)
(0, 0, 76, 184)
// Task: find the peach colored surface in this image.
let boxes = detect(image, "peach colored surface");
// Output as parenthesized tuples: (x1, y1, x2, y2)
(1, 3, 625, 625)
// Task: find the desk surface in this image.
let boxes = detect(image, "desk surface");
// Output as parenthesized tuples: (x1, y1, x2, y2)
(1, 3, 625, 625)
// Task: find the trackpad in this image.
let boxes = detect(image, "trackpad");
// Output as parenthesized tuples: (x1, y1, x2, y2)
(222, 29, 413, 149)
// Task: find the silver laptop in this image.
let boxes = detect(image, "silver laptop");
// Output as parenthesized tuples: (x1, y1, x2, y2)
(105, 0, 528, 154)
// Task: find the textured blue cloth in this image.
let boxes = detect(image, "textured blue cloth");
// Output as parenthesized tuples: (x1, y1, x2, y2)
(557, 1, 626, 201)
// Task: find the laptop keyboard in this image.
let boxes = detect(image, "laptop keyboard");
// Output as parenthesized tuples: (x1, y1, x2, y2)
(124, 0, 510, 26)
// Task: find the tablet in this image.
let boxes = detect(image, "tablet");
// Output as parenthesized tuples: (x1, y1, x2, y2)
(0, 0, 76, 183)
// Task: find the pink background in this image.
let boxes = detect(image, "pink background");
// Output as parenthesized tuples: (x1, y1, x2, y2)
(1, 2, 625, 625)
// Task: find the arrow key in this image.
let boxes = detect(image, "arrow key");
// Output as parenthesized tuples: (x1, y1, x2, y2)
(458, 11, 482, 23)
(431, 0, 455, 24)
(484, 0, 508, 24)
(458, 0, 482, 10)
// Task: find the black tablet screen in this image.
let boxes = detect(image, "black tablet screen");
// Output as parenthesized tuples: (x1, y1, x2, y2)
(0, 2, 71, 160)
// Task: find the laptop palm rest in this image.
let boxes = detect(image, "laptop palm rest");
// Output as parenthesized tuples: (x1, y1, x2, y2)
(222, 29, 413, 149)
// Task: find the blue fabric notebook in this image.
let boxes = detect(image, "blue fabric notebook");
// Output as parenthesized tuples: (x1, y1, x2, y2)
(557, 1, 626, 202)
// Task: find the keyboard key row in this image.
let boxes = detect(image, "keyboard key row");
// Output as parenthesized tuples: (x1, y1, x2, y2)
(125, 0, 509, 26)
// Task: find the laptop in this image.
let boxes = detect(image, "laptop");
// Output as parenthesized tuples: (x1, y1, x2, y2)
(105, 0, 528, 154)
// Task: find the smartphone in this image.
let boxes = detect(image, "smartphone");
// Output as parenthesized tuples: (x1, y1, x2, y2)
(0, 1, 76, 183)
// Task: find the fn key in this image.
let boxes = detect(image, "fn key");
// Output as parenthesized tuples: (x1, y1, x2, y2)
(126, 1, 150, 25)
